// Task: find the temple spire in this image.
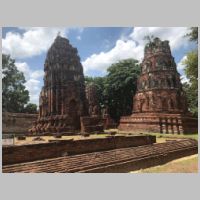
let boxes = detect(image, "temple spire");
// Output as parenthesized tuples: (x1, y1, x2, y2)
(57, 31, 61, 37)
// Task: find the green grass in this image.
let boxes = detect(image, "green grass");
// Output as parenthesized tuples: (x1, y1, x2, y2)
(137, 154, 198, 173)
(142, 132, 198, 141)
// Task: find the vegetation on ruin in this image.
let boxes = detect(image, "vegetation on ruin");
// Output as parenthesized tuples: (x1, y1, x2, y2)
(2, 54, 38, 113)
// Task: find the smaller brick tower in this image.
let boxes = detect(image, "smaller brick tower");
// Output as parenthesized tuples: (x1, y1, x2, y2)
(86, 83, 101, 116)
(119, 38, 197, 134)
(81, 83, 104, 133)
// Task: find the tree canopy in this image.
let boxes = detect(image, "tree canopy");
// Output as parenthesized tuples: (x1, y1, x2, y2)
(2, 54, 37, 113)
(182, 27, 198, 117)
(23, 103, 38, 114)
(104, 59, 140, 121)
(85, 59, 140, 121)
(185, 27, 198, 43)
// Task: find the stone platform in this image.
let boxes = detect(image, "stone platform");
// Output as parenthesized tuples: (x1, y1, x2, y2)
(118, 113, 198, 134)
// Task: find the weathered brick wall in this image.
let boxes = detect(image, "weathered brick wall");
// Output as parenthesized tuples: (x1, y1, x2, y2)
(119, 114, 198, 134)
(2, 112, 38, 134)
(80, 116, 104, 133)
(2, 135, 156, 165)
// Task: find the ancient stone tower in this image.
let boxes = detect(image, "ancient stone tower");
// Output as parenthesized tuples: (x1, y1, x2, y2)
(119, 38, 197, 134)
(86, 83, 101, 116)
(30, 35, 104, 134)
(30, 35, 88, 133)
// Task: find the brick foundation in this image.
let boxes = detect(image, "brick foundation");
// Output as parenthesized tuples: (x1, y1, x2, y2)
(119, 113, 198, 134)
(2, 135, 156, 165)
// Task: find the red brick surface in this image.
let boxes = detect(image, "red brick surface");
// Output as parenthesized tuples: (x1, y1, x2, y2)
(2, 135, 155, 165)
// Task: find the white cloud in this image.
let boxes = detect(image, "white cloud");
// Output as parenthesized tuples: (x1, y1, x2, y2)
(180, 75, 189, 84)
(82, 39, 143, 75)
(177, 55, 187, 72)
(2, 27, 68, 59)
(25, 79, 41, 105)
(76, 35, 81, 41)
(15, 62, 44, 80)
(177, 55, 189, 84)
(130, 27, 190, 51)
(15, 62, 44, 105)
(31, 70, 44, 79)
(82, 27, 191, 76)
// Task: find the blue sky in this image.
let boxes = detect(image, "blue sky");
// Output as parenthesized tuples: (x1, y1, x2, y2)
(2, 27, 197, 106)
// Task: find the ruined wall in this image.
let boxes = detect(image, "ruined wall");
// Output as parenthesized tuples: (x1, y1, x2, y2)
(80, 116, 104, 133)
(2, 135, 156, 165)
(2, 112, 38, 134)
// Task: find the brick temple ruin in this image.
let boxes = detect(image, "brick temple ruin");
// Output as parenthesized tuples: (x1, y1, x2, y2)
(119, 38, 198, 134)
(3, 35, 198, 173)
(86, 83, 101, 116)
(29, 35, 103, 134)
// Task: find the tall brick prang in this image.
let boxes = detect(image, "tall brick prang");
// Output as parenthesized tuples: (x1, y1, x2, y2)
(119, 38, 198, 134)
(29, 35, 88, 133)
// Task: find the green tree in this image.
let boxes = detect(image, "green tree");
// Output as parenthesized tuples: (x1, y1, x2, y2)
(23, 103, 38, 114)
(185, 27, 198, 42)
(85, 76, 106, 109)
(184, 51, 198, 88)
(104, 59, 140, 121)
(2, 54, 30, 113)
(182, 27, 198, 117)
(143, 35, 155, 43)
(182, 82, 198, 117)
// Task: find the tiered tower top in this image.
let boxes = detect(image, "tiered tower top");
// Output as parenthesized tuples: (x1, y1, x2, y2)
(133, 37, 188, 114)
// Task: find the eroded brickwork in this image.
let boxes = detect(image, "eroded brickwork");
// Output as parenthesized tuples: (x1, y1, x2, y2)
(29, 35, 104, 134)
(29, 36, 88, 133)
(119, 38, 198, 134)
(86, 84, 101, 116)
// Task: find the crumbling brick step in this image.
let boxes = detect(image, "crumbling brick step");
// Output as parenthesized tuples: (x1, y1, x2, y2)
(2, 139, 197, 173)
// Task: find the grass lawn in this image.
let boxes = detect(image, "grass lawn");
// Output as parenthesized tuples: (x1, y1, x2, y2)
(117, 129, 198, 141)
(142, 132, 198, 141)
(131, 154, 198, 173)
